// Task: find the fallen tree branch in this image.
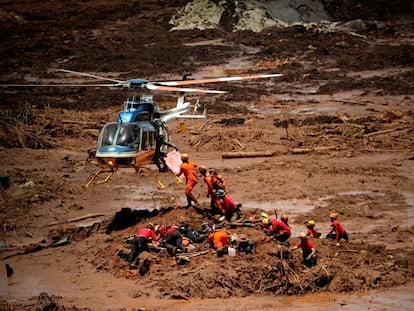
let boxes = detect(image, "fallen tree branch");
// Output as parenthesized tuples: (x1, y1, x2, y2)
(222, 151, 275, 159)
(291, 146, 338, 154)
(48, 213, 109, 226)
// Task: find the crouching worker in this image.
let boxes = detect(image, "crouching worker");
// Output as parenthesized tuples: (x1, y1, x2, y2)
(305, 220, 321, 238)
(292, 232, 317, 267)
(208, 226, 230, 257)
(159, 224, 184, 256)
(214, 189, 242, 222)
(262, 216, 291, 244)
(129, 223, 158, 269)
(326, 213, 348, 242)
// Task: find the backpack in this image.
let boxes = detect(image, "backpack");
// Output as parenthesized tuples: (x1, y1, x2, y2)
(210, 169, 226, 191)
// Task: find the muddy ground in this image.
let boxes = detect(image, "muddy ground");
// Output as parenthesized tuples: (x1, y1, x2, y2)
(0, 0, 414, 310)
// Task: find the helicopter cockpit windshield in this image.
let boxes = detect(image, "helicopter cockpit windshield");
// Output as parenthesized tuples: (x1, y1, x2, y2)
(97, 122, 156, 151)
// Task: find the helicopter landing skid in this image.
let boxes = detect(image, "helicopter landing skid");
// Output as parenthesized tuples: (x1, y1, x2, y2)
(85, 167, 116, 188)
(154, 171, 183, 190)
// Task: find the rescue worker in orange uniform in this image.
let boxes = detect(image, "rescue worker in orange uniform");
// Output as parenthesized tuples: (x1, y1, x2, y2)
(199, 165, 224, 215)
(176, 153, 199, 208)
(326, 213, 349, 242)
(129, 223, 158, 268)
(292, 232, 317, 267)
(305, 220, 321, 238)
(208, 226, 230, 257)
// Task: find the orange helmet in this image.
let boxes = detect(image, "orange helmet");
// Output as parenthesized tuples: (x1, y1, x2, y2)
(329, 213, 338, 219)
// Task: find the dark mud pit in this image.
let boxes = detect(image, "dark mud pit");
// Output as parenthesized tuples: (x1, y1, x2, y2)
(0, 0, 414, 310)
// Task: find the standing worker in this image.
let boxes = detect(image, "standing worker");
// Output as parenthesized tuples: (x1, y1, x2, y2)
(128, 223, 158, 269)
(292, 232, 317, 267)
(153, 119, 179, 172)
(199, 165, 223, 214)
(326, 213, 349, 242)
(176, 153, 199, 208)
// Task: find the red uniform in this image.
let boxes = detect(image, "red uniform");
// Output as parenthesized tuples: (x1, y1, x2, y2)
(177, 161, 198, 205)
(328, 220, 347, 241)
(222, 195, 237, 218)
(294, 238, 317, 267)
(307, 228, 320, 238)
(295, 239, 315, 252)
(270, 219, 291, 235)
(136, 227, 157, 241)
(158, 224, 179, 239)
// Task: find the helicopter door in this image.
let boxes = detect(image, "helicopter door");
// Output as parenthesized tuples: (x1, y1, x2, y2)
(138, 127, 156, 151)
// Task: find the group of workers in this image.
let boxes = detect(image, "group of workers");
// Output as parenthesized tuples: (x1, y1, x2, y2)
(128, 153, 349, 269)
(175, 152, 242, 221)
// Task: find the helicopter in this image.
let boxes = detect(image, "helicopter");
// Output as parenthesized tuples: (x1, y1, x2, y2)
(1, 69, 283, 187)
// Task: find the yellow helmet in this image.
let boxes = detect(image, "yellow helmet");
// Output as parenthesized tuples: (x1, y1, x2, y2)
(329, 213, 338, 219)
(261, 212, 269, 218)
(181, 153, 189, 161)
(262, 218, 269, 226)
(299, 232, 307, 239)
(306, 220, 316, 227)
(154, 224, 160, 233)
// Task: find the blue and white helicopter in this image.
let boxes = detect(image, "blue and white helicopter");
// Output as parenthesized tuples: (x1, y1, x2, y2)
(2, 69, 283, 187)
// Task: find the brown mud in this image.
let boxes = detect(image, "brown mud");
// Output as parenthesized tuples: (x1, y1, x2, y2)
(0, 0, 414, 310)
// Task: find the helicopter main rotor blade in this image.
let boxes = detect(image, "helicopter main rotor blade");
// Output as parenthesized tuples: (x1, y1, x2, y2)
(157, 73, 283, 86)
(0, 84, 121, 88)
(146, 84, 226, 94)
(56, 69, 126, 84)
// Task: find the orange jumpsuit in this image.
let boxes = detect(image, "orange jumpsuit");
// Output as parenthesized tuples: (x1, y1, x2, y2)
(208, 229, 228, 250)
(203, 172, 224, 214)
(177, 160, 198, 206)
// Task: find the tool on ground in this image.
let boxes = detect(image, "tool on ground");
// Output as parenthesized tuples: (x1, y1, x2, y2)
(175, 249, 215, 264)
(229, 222, 256, 229)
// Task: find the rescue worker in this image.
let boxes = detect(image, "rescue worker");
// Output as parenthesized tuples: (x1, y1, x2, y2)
(178, 221, 208, 243)
(263, 217, 291, 243)
(214, 189, 242, 222)
(176, 153, 199, 208)
(158, 224, 184, 256)
(292, 232, 317, 267)
(128, 223, 158, 268)
(326, 213, 349, 242)
(152, 119, 178, 172)
(305, 220, 321, 238)
(199, 165, 223, 214)
(208, 226, 230, 257)
(280, 214, 289, 226)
